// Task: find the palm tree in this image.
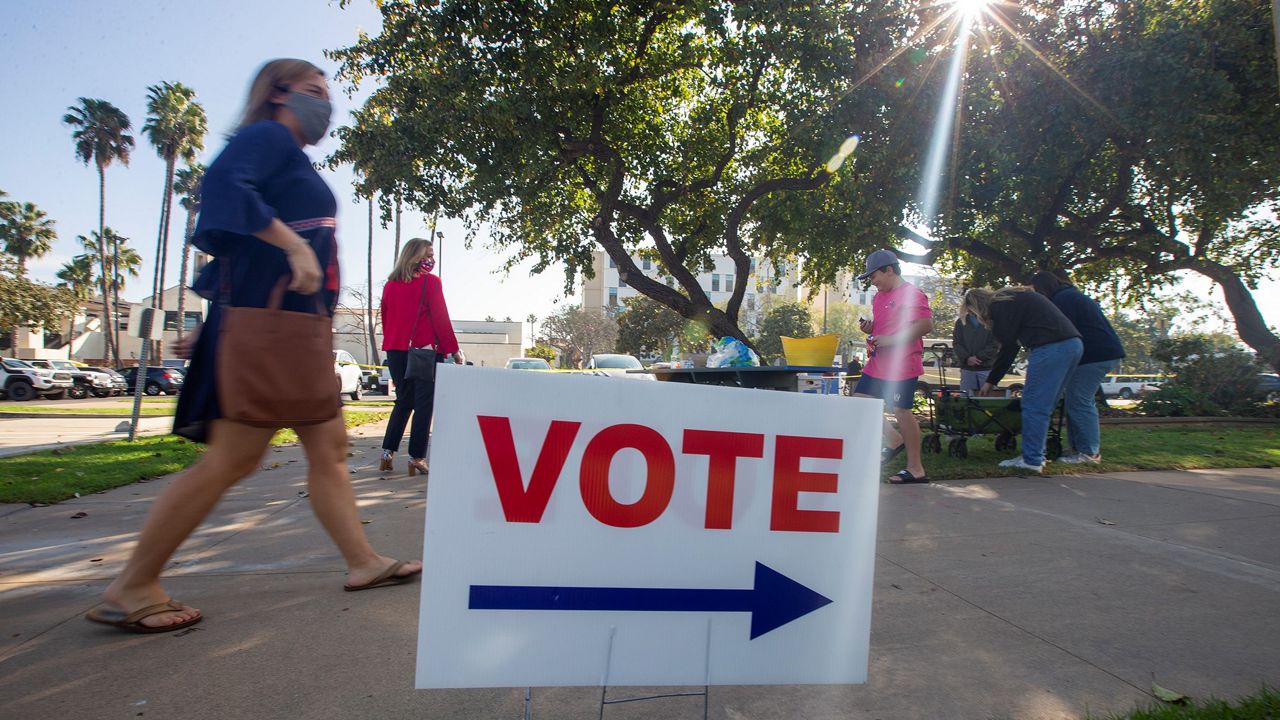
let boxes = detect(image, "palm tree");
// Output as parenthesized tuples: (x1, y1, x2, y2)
(0, 201, 57, 277)
(79, 229, 142, 294)
(78, 229, 141, 354)
(143, 82, 207, 361)
(64, 98, 134, 364)
(56, 255, 96, 348)
(172, 163, 205, 342)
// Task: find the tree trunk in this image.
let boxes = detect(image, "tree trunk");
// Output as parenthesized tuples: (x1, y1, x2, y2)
(96, 164, 116, 365)
(151, 156, 175, 364)
(393, 195, 402, 261)
(367, 198, 381, 365)
(112, 228, 122, 364)
(157, 155, 177, 361)
(66, 313, 77, 353)
(175, 207, 196, 343)
(1190, 260, 1280, 372)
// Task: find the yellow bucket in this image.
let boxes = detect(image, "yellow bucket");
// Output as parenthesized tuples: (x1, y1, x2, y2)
(781, 333, 840, 366)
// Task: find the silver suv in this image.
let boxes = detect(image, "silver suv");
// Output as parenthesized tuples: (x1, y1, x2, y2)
(1, 358, 75, 401)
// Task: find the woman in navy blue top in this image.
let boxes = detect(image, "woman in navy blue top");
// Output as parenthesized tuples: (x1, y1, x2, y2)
(86, 60, 421, 635)
(1030, 272, 1125, 464)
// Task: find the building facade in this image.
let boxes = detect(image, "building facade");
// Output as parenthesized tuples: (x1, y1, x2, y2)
(332, 307, 525, 369)
(579, 250, 804, 334)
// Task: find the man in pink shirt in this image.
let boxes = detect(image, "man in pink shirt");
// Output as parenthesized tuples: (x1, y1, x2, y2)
(853, 249, 934, 483)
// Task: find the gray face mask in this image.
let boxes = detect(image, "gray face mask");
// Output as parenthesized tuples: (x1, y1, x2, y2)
(284, 92, 332, 145)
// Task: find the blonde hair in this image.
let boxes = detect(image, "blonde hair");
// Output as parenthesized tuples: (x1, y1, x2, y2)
(237, 59, 324, 130)
(961, 286, 1031, 328)
(960, 287, 995, 327)
(389, 238, 433, 283)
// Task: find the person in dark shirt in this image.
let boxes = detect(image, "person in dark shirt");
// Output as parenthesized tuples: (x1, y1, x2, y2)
(964, 286, 1083, 473)
(1030, 272, 1125, 464)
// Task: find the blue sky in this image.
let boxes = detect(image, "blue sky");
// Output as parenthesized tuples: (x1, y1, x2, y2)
(2, 1, 1276, 335)
(0, 0, 570, 327)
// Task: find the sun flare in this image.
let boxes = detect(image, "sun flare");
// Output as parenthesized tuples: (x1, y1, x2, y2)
(953, 0, 992, 17)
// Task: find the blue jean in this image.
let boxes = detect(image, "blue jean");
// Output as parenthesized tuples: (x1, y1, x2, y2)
(959, 368, 990, 393)
(1020, 338, 1083, 465)
(1062, 359, 1116, 456)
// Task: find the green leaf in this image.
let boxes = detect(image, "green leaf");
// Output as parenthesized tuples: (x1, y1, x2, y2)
(1152, 681, 1189, 704)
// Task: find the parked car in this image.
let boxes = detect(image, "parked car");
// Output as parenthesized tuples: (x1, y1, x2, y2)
(119, 366, 185, 396)
(361, 366, 382, 391)
(505, 357, 552, 371)
(334, 350, 363, 401)
(1099, 374, 1163, 399)
(26, 358, 115, 400)
(83, 366, 129, 397)
(1, 358, 76, 401)
(585, 354, 654, 380)
(377, 365, 394, 395)
(1257, 373, 1280, 402)
(915, 365, 1024, 396)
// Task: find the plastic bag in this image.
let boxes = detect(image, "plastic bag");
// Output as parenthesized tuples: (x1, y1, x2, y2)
(706, 337, 761, 368)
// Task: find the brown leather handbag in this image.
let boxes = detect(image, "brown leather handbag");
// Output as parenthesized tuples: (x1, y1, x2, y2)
(217, 277, 341, 428)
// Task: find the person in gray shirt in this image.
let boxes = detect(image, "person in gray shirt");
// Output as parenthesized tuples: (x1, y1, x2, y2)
(952, 311, 1000, 393)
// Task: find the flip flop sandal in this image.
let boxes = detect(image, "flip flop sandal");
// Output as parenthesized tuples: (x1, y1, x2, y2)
(881, 444, 906, 463)
(885, 469, 930, 485)
(85, 599, 202, 634)
(344, 560, 423, 592)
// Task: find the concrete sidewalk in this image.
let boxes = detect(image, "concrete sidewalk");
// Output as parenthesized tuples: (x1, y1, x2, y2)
(1, 422, 1277, 719)
(0, 416, 173, 458)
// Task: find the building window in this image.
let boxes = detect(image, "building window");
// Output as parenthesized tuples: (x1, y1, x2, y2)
(712, 274, 720, 292)
(746, 294, 756, 311)
(608, 288, 618, 307)
(642, 258, 651, 271)
(749, 258, 757, 275)
(618, 274, 627, 288)
(608, 257, 616, 269)
(163, 310, 202, 332)
(665, 275, 675, 288)
(725, 274, 734, 292)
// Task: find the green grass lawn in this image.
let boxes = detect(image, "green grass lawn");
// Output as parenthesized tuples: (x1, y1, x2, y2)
(0, 404, 175, 416)
(886, 423, 1279, 482)
(1090, 686, 1278, 720)
(0, 410, 390, 504)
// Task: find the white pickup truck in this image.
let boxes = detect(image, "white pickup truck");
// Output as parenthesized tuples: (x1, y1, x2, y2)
(1, 358, 76, 401)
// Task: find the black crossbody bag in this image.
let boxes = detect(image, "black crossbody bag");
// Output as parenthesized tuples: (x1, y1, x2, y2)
(404, 275, 438, 381)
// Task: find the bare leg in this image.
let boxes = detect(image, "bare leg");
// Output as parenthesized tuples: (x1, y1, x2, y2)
(854, 392, 904, 449)
(294, 414, 422, 587)
(894, 406, 926, 478)
(103, 420, 275, 628)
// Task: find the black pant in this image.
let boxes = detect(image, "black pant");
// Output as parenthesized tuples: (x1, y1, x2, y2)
(381, 349, 437, 459)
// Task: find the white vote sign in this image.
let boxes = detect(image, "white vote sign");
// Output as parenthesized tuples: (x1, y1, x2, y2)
(416, 364, 883, 688)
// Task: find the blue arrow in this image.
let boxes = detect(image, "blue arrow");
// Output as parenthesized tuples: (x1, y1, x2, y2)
(468, 562, 832, 639)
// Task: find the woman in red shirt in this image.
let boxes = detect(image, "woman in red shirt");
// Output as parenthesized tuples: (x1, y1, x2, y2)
(379, 238, 461, 475)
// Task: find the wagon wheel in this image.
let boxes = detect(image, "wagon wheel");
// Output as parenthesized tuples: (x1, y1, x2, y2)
(925, 434, 943, 454)
(956, 438, 969, 459)
(1046, 437, 1063, 461)
(995, 432, 1014, 452)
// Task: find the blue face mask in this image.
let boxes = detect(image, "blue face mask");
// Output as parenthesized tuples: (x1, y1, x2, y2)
(284, 91, 332, 145)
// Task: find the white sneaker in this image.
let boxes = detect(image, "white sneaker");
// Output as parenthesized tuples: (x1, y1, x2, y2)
(1058, 452, 1101, 465)
(998, 456, 1043, 473)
